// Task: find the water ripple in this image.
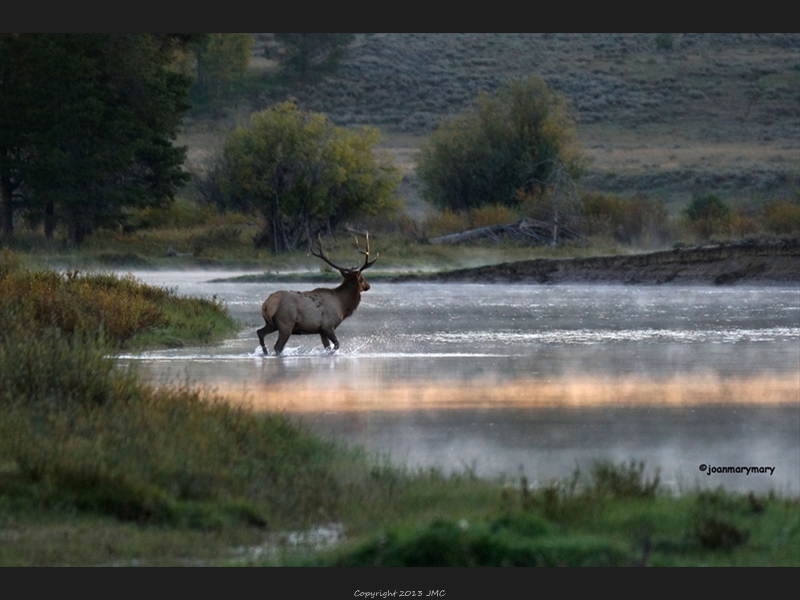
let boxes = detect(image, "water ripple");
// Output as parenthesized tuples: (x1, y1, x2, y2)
(425, 326, 800, 345)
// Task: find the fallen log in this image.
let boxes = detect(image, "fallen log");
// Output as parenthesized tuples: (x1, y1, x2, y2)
(429, 217, 584, 246)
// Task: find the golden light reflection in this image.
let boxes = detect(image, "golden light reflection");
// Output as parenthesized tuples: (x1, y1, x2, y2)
(212, 373, 800, 413)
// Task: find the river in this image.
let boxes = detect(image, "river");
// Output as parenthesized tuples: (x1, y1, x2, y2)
(120, 271, 800, 494)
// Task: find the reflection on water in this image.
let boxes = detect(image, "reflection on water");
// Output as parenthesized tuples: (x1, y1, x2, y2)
(122, 272, 800, 494)
(298, 403, 798, 495)
(218, 374, 799, 412)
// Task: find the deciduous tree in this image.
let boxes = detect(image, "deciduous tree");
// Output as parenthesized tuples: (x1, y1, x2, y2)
(209, 100, 400, 252)
(417, 76, 585, 216)
(195, 33, 254, 99)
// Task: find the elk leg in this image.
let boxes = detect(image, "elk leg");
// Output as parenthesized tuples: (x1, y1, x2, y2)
(257, 320, 277, 354)
(322, 328, 339, 351)
(274, 325, 292, 355)
(320, 334, 331, 350)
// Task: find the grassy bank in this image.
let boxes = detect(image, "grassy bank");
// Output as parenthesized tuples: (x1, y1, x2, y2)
(0, 252, 351, 564)
(2, 217, 643, 276)
(0, 248, 238, 350)
(1, 252, 797, 567)
(318, 462, 800, 567)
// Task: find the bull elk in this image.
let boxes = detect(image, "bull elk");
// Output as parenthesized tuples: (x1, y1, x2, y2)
(257, 234, 378, 355)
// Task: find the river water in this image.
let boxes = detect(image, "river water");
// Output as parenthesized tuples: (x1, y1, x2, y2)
(120, 271, 800, 494)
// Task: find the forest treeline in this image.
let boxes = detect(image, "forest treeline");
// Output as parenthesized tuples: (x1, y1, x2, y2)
(0, 34, 197, 244)
(2, 34, 798, 255)
(0, 34, 346, 247)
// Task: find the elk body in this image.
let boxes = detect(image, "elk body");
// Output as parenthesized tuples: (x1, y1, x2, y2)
(257, 235, 378, 355)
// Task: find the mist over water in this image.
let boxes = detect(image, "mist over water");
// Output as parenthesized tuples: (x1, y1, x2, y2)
(122, 271, 800, 494)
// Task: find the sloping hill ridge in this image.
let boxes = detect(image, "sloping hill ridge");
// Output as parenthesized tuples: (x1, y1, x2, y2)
(250, 33, 799, 204)
(392, 239, 800, 285)
(256, 33, 799, 136)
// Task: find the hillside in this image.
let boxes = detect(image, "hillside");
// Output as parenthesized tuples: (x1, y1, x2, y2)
(182, 33, 800, 216)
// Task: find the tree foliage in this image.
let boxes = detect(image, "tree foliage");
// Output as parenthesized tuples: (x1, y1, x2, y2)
(195, 33, 254, 99)
(417, 77, 585, 215)
(207, 101, 400, 252)
(0, 34, 194, 244)
(684, 193, 732, 240)
(270, 34, 355, 80)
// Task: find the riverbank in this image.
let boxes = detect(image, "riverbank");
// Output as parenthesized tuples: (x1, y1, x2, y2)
(392, 239, 800, 285)
(3, 255, 798, 567)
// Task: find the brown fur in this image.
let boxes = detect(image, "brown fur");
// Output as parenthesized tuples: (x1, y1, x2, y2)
(257, 236, 377, 355)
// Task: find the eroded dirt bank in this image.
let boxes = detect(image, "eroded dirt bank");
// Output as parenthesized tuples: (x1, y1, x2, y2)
(393, 239, 800, 285)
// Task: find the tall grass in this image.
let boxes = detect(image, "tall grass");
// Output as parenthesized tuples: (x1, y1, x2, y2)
(318, 461, 799, 567)
(0, 322, 343, 530)
(0, 253, 347, 534)
(0, 249, 237, 349)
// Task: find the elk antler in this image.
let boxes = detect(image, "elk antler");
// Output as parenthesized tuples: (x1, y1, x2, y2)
(355, 232, 379, 272)
(309, 233, 378, 274)
(309, 235, 349, 274)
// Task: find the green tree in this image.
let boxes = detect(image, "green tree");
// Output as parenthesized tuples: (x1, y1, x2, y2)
(0, 34, 49, 237)
(195, 33, 254, 99)
(209, 100, 400, 252)
(684, 193, 732, 240)
(270, 34, 354, 80)
(0, 34, 194, 245)
(417, 77, 585, 213)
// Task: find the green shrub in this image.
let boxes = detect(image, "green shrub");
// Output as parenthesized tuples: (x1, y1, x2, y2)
(762, 199, 800, 235)
(0, 257, 236, 348)
(684, 194, 732, 240)
(691, 516, 749, 551)
(189, 225, 243, 257)
(271, 33, 354, 80)
(417, 76, 584, 213)
(130, 198, 214, 230)
(468, 204, 520, 229)
(590, 459, 661, 500)
(655, 33, 674, 51)
(581, 190, 626, 237)
(330, 518, 628, 566)
(580, 192, 672, 246)
(685, 194, 731, 222)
